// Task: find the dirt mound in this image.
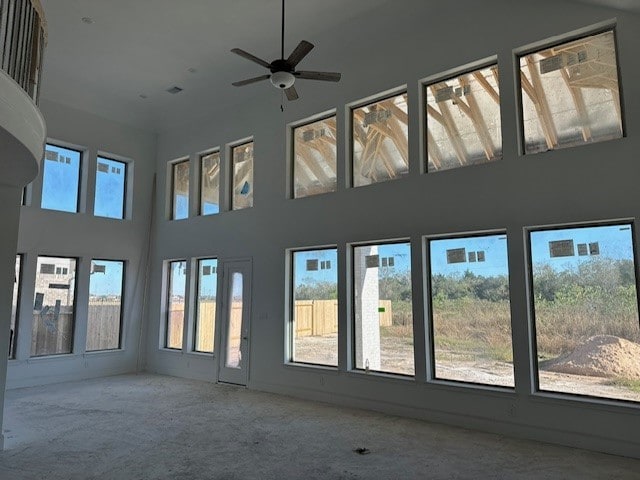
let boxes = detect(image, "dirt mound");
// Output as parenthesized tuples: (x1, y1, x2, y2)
(542, 335, 640, 380)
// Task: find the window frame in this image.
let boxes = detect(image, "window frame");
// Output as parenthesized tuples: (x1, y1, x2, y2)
(287, 245, 340, 368)
(86, 258, 126, 352)
(289, 111, 338, 200)
(425, 229, 515, 390)
(193, 257, 218, 354)
(229, 139, 254, 211)
(94, 155, 128, 220)
(31, 255, 79, 357)
(420, 57, 502, 174)
(349, 238, 414, 377)
(514, 23, 625, 156)
(348, 87, 409, 189)
(41, 142, 83, 214)
(525, 219, 640, 404)
(9, 254, 23, 359)
(164, 259, 187, 350)
(199, 149, 221, 216)
(169, 158, 190, 221)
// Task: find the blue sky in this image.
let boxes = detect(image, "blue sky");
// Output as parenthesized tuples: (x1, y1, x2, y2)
(430, 234, 508, 278)
(89, 260, 124, 297)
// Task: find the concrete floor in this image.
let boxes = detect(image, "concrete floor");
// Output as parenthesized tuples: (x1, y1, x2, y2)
(1, 374, 639, 479)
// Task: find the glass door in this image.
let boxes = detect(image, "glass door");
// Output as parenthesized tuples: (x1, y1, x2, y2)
(217, 259, 252, 385)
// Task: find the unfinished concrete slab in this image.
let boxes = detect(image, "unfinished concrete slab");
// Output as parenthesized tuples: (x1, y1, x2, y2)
(1, 374, 639, 480)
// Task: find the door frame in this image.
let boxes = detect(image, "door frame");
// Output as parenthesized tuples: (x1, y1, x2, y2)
(215, 257, 252, 386)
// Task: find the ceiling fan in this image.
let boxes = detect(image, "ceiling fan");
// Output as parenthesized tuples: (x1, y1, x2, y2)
(231, 0, 341, 101)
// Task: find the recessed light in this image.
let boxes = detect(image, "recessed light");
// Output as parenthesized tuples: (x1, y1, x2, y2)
(81, 17, 94, 24)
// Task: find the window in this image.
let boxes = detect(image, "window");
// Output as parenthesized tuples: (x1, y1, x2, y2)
(195, 258, 218, 353)
(352, 93, 408, 187)
(171, 160, 190, 220)
(232, 141, 254, 210)
(86, 260, 125, 351)
(519, 30, 623, 154)
(426, 64, 502, 172)
(95, 157, 127, 219)
(353, 241, 414, 375)
(41, 144, 81, 213)
(428, 234, 514, 387)
(31, 256, 77, 357)
(290, 248, 338, 366)
(293, 116, 337, 198)
(200, 151, 220, 215)
(165, 260, 187, 349)
(529, 223, 640, 402)
(9, 255, 22, 359)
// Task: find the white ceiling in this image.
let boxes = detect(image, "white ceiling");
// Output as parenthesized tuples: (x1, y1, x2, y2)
(39, 0, 640, 132)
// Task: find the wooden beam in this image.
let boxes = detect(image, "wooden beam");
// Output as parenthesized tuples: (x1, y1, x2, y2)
(294, 143, 332, 185)
(473, 70, 500, 105)
(353, 109, 408, 163)
(426, 128, 443, 170)
(428, 85, 468, 165)
(523, 58, 558, 149)
(458, 77, 497, 160)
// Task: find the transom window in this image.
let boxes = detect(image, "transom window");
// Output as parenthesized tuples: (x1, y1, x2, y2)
(519, 29, 623, 154)
(232, 141, 254, 210)
(200, 151, 220, 215)
(426, 64, 502, 171)
(352, 93, 408, 187)
(41, 144, 82, 213)
(171, 160, 190, 220)
(293, 116, 337, 198)
(95, 156, 127, 219)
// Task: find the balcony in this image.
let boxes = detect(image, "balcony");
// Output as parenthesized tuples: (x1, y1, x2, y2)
(0, 0, 47, 188)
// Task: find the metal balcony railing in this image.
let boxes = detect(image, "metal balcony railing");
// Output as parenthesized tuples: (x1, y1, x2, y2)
(0, 0, 46, 103)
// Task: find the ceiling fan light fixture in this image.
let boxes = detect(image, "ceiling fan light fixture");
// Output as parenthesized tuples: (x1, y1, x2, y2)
(270, 71, 295, 89)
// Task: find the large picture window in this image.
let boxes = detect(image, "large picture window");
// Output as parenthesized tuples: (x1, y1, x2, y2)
(41, 144, 82, 213)
(86, 260, 125, 351)
(293, 116, 337, 198)
(352, 93, 408, 187)
(519, 30, 623, 154)
(171, 160, 190, 220)
(232, 141, 254, 210)
(200, 152, 220, 215)
(195, 258, 218, 353)
(290, 248, 338, 366)
(529, 223, 640, 402)
(95, 157, 127, 219)
(31, 256, 77, 357)
(426, 64, 502, 172)
(352, 241, 414, 376)
(429, 234, 514, 387)
(165, 260, 187, 349)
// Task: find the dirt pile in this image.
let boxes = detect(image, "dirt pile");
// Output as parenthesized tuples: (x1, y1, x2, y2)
(543, 335, 640, 380)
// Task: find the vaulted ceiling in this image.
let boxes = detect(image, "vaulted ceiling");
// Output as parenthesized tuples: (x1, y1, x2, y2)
(39, 0, 639, 132)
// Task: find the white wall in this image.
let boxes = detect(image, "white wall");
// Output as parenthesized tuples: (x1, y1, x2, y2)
(145, 0, 640, 458)
(6, 99, 157, 388)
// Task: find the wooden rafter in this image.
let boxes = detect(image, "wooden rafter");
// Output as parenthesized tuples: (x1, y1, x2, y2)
(473, 70, 500, 105)
(428, 85, 468, 165)
(294, 143, 333, 185)
(456, 77, 496, 160)
(523, 57, 558, 149)
(426, 128, 443, 170)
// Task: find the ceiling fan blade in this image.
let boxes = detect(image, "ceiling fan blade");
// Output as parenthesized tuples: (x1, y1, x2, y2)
(295, 71, 341, 82)
(231, 48, 271, 69)
(232, 74, 271, 87)
(287, 40, 314, 67)
(285, 85, 299, 101)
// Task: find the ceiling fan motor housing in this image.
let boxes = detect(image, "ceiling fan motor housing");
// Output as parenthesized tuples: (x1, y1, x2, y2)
(270, 70, 295, 89)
